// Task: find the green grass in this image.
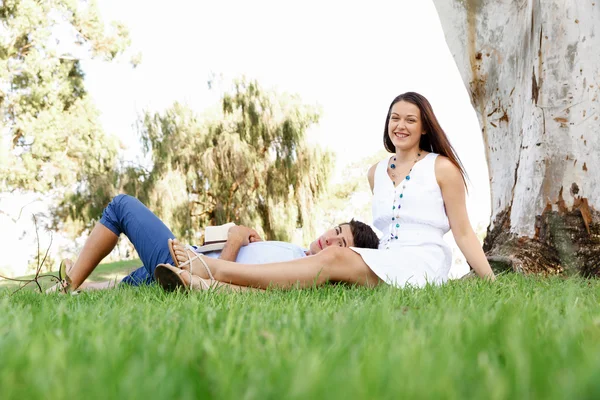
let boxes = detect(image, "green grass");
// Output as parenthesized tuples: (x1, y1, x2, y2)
(1, 266, 599, 399)
(0, 259, 142, 290)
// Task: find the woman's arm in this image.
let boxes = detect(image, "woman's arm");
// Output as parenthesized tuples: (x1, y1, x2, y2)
(368, 163, 377, 193)
(435, 157, 495, 280)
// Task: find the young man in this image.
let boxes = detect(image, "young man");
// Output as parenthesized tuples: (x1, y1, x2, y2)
(50, 194, 379, 292)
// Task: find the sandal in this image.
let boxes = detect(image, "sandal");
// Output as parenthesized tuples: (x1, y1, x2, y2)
(154, 263, 212, 292)
(59, 259, 72, 291)
(46, 259, 80, 295)
(168, 239, 215, 282)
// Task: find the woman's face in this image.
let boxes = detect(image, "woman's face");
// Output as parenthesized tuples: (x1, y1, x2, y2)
(387, 100, 424, 152)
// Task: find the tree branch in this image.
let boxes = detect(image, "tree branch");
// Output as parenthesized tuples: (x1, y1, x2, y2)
(225, 181, 240, 221)
(190, 211, 212, 218)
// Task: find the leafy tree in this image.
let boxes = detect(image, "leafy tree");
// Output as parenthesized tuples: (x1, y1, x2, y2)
(0, 0, 130, 230)
(137, 79, 334, 242)
(314, 149, 388, 232)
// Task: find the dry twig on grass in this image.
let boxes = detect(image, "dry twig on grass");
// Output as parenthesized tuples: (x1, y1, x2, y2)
(0, 214, 63, 295)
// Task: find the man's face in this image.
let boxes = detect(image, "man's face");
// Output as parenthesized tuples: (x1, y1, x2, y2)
(308, 224, 354, 255)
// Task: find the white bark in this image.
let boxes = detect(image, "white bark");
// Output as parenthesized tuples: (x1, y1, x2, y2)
(432, 0, 600, 238)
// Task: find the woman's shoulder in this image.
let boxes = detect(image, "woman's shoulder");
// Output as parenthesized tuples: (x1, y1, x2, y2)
(433, 155, 463, 184)
(431, 153, 452, 167)
(368, 157, 390, 174)
(367, 162, 378, 191)
(368, 157, 390, 191)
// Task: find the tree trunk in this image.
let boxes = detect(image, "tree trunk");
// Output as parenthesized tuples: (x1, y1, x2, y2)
(432, 0, 600, 275)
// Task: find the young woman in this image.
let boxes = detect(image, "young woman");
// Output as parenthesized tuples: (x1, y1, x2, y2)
(158, 92, 496, 290)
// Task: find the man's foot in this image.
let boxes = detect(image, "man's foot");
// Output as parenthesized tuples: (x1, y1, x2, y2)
(78, 281, 117, 291)
(168, 239, 215, 280)
(45, 259, 74, 294)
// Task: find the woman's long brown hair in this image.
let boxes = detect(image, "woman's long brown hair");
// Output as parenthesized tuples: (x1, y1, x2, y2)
(383, 92, 468, 187)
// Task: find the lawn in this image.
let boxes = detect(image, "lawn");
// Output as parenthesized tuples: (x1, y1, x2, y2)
(0, 259, 142, 291)
(1, 263, 599, 400)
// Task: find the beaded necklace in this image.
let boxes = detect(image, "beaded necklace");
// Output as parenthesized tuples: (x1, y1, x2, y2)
(386, 150, 422, 246)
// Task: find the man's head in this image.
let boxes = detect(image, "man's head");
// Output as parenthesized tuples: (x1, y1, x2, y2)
(307, 219, 379, 255)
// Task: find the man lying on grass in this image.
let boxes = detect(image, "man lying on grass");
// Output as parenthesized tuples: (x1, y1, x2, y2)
(47, 194, 380, 293)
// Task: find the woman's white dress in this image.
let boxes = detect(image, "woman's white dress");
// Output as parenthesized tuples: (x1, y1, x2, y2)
(351, 153, 452, 287)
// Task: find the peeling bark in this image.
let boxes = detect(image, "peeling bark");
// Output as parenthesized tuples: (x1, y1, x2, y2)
(433, 0, 600, 275)
(484, 197, 600, 276)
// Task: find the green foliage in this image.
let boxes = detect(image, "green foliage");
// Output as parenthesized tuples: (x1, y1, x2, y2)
(0, 1, 331, 244)
(1, 274, 600, 399)
(0, 0, 130, 231)
(137, 79, 334, 241)
(315, 149, 389, 229)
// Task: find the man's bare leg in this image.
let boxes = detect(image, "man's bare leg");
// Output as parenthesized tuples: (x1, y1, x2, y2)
(46, 224, 119, 293)
(68, 224, 120, 289)
(171, 239, 381, 290)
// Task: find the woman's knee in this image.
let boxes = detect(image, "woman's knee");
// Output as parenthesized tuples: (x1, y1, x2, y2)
(318, 247, 377, 285)
(318, 246, 345, 265)
(318, 247, 360, 274)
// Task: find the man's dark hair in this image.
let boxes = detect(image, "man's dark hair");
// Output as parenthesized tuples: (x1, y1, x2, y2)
(341, 219, 379, 249)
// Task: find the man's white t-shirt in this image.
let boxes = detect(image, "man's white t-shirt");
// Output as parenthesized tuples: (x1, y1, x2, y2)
(194, 241, 308, 263)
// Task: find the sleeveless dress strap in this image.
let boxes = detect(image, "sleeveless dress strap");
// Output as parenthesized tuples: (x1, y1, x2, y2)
(422, 153, 439, 186)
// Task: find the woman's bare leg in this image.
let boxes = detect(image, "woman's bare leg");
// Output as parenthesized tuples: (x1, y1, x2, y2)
(171, 240, 381, 289)
(175, 269, 261, 292)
